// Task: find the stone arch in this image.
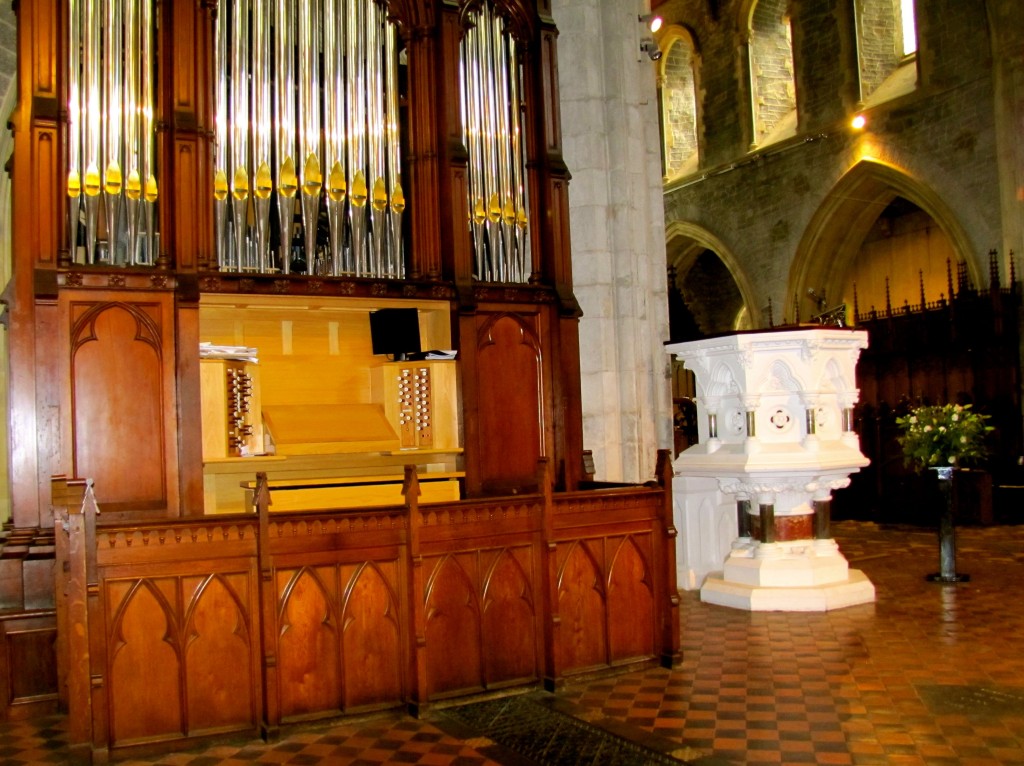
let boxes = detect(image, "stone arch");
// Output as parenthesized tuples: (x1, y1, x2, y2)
(665, 221, 761, 332)
(789, 159, 979, 320)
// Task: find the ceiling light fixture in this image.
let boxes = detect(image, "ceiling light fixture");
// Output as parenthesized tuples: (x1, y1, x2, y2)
(639, 13, 663, 33)
(640, 37, 662, 61)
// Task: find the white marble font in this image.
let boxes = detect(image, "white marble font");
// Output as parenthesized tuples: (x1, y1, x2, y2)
(666, 328, 876, 611)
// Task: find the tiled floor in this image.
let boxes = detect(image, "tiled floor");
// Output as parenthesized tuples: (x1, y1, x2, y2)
(4, 521, 1024, 765)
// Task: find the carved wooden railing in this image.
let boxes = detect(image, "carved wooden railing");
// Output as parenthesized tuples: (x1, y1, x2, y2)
(53, 451, 678, 761)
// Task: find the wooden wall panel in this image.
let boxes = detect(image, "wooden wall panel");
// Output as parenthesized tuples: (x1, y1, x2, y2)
(173, 141, 200, 270)
(32, 128, 59, 266)
(106, 580, 184, 743)
(606, 536, 655, 663)
(102, 569, 258, 747)
(52, 466, 677, 760)
(67, 300, 177, 510)
(276, 568, 342, 719)
(0, 613, 58, 721)
(341, 563, 403, 709)
(183, 574, 256, 734)
(554, 542, 607, 674)
(269, 556, 406, 719)
(71, 305, 164, 504)
(481, 549, 538, 684)
(423, 555, 484, 696)
(475, 313, 543, 491)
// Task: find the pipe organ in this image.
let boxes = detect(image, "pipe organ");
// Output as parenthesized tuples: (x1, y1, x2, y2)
(461, 2, 531, 283)
(66, 0, 159, 266)
(2, 0, 678, 758)
(212, 0, 406, 277)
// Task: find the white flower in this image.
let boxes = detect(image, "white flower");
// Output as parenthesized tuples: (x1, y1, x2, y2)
(951, 414, 959, 422)
(909, 416, 918, 424)
(961, 436, 967, 443)
(924, 425, 932, 432)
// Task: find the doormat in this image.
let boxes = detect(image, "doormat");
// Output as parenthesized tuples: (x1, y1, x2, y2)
(917, 684, 1024, 716)
(435, 693, 703, 765)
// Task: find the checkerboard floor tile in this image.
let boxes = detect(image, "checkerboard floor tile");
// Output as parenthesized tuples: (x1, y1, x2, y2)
(4, 521, 1024, 765)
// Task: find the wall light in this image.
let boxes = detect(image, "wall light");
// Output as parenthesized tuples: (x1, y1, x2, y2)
(851, 114, 867, 130)
(639, 13, 663, 33)
(640, 37, 662, 61)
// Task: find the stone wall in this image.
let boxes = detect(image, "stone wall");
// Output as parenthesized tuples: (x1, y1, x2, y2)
(657, 0, 1018, 325)
(552, 0, 674, 482)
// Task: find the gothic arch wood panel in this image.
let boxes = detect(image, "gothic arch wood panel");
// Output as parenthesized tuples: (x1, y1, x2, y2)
(474, 312, 544, 492)
(606, 535, 654, 663)
(340, 562, 404, 709)
(64, 295, 179, 512)
(106, 579, 184, 744)
(423, 554, 483, 696)
(481, 548, 537, 684)
(183, 574, 256, 734)
(276, 567, 341, 719)
(555, 541, 606, 674)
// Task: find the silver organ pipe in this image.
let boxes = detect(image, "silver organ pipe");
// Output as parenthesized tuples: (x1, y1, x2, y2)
(323, 0, 345, 277)
(67, 0, 82, 262)
(123, 0, 140, 265)
(140, 0, 157, 264)
(67, 0, 159, 267)
(209, 0, 405, 277)
(102, 0, 122, 265)
(275, 0, 297, 273)
(298, 0, 322, 274)
(460, 2, 531, 283)
(252, 0, 273, 273)
(230, 0, 250, 273)
(214, 2, 230, 269)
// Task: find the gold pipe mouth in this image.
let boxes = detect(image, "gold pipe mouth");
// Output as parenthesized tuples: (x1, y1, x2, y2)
(232, 167, 250, 201)
(67, 170, 82, 198)
(255, 162, 273, 200)
(327, 162, 347, 202)
(279, 157, 298, 198)
(126, 170, 143, 201)
(214, 170, 229, 201)
(301, 153, 322, 197)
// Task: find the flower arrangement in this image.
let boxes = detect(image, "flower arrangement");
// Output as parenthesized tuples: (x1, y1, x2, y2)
(895, 403, 992, 471)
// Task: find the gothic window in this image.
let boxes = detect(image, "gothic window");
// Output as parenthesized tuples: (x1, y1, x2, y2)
(660, 30, 699, 179)
(748, 0, 797, 147)
(900, 0, 917, 56)
(857, 0, 917, 103)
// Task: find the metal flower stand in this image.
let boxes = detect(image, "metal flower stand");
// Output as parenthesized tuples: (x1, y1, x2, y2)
(926, 466, 970, 583)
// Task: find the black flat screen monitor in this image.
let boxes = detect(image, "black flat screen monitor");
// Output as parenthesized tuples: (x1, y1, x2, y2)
(369, 308, 421, 361)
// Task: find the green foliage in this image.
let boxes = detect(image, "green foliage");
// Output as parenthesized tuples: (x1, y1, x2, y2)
(895, 403, 993, 472)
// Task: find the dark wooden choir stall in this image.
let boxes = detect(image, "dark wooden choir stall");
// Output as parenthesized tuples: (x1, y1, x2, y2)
(1, 0, 680, 760)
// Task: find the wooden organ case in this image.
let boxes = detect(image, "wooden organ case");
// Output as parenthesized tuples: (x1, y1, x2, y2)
(3, 0, 680, 757)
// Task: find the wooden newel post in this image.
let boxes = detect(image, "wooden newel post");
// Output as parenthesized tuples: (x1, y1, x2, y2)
(655, 449, 682, 667)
